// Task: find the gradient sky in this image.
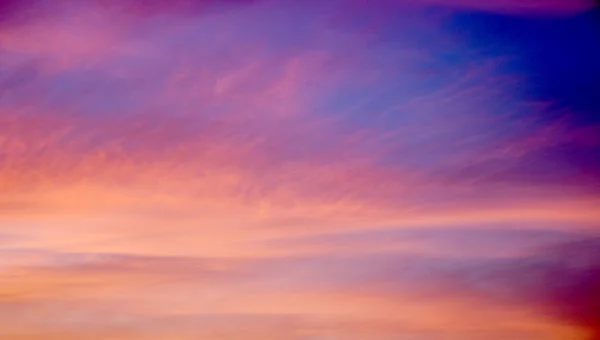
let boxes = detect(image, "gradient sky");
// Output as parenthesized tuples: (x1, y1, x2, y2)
(1, 0, 599, 339)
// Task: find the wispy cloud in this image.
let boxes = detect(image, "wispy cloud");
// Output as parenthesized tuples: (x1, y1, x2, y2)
(0, 0, 598, 339)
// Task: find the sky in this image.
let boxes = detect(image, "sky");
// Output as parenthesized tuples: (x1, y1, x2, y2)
(0, 0, 599, 339)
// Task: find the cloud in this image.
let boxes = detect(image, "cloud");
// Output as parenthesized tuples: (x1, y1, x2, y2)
(0, 0, 598, 339)
(445, 237, 600, 339)
(412, 0, 594, 14)
(260, 224, 595, 257)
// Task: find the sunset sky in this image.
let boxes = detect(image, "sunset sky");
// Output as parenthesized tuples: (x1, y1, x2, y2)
(1, 0, 599, 339)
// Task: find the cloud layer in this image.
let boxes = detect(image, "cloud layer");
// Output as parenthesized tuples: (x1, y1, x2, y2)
(0, 0, 598, 339)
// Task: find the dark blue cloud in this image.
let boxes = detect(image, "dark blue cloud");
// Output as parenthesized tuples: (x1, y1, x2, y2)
(447, 8, 600, 124)
(439, 9, 600, 191)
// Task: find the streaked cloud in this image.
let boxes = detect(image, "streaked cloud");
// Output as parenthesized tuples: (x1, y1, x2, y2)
(0, 0, 598, 339)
